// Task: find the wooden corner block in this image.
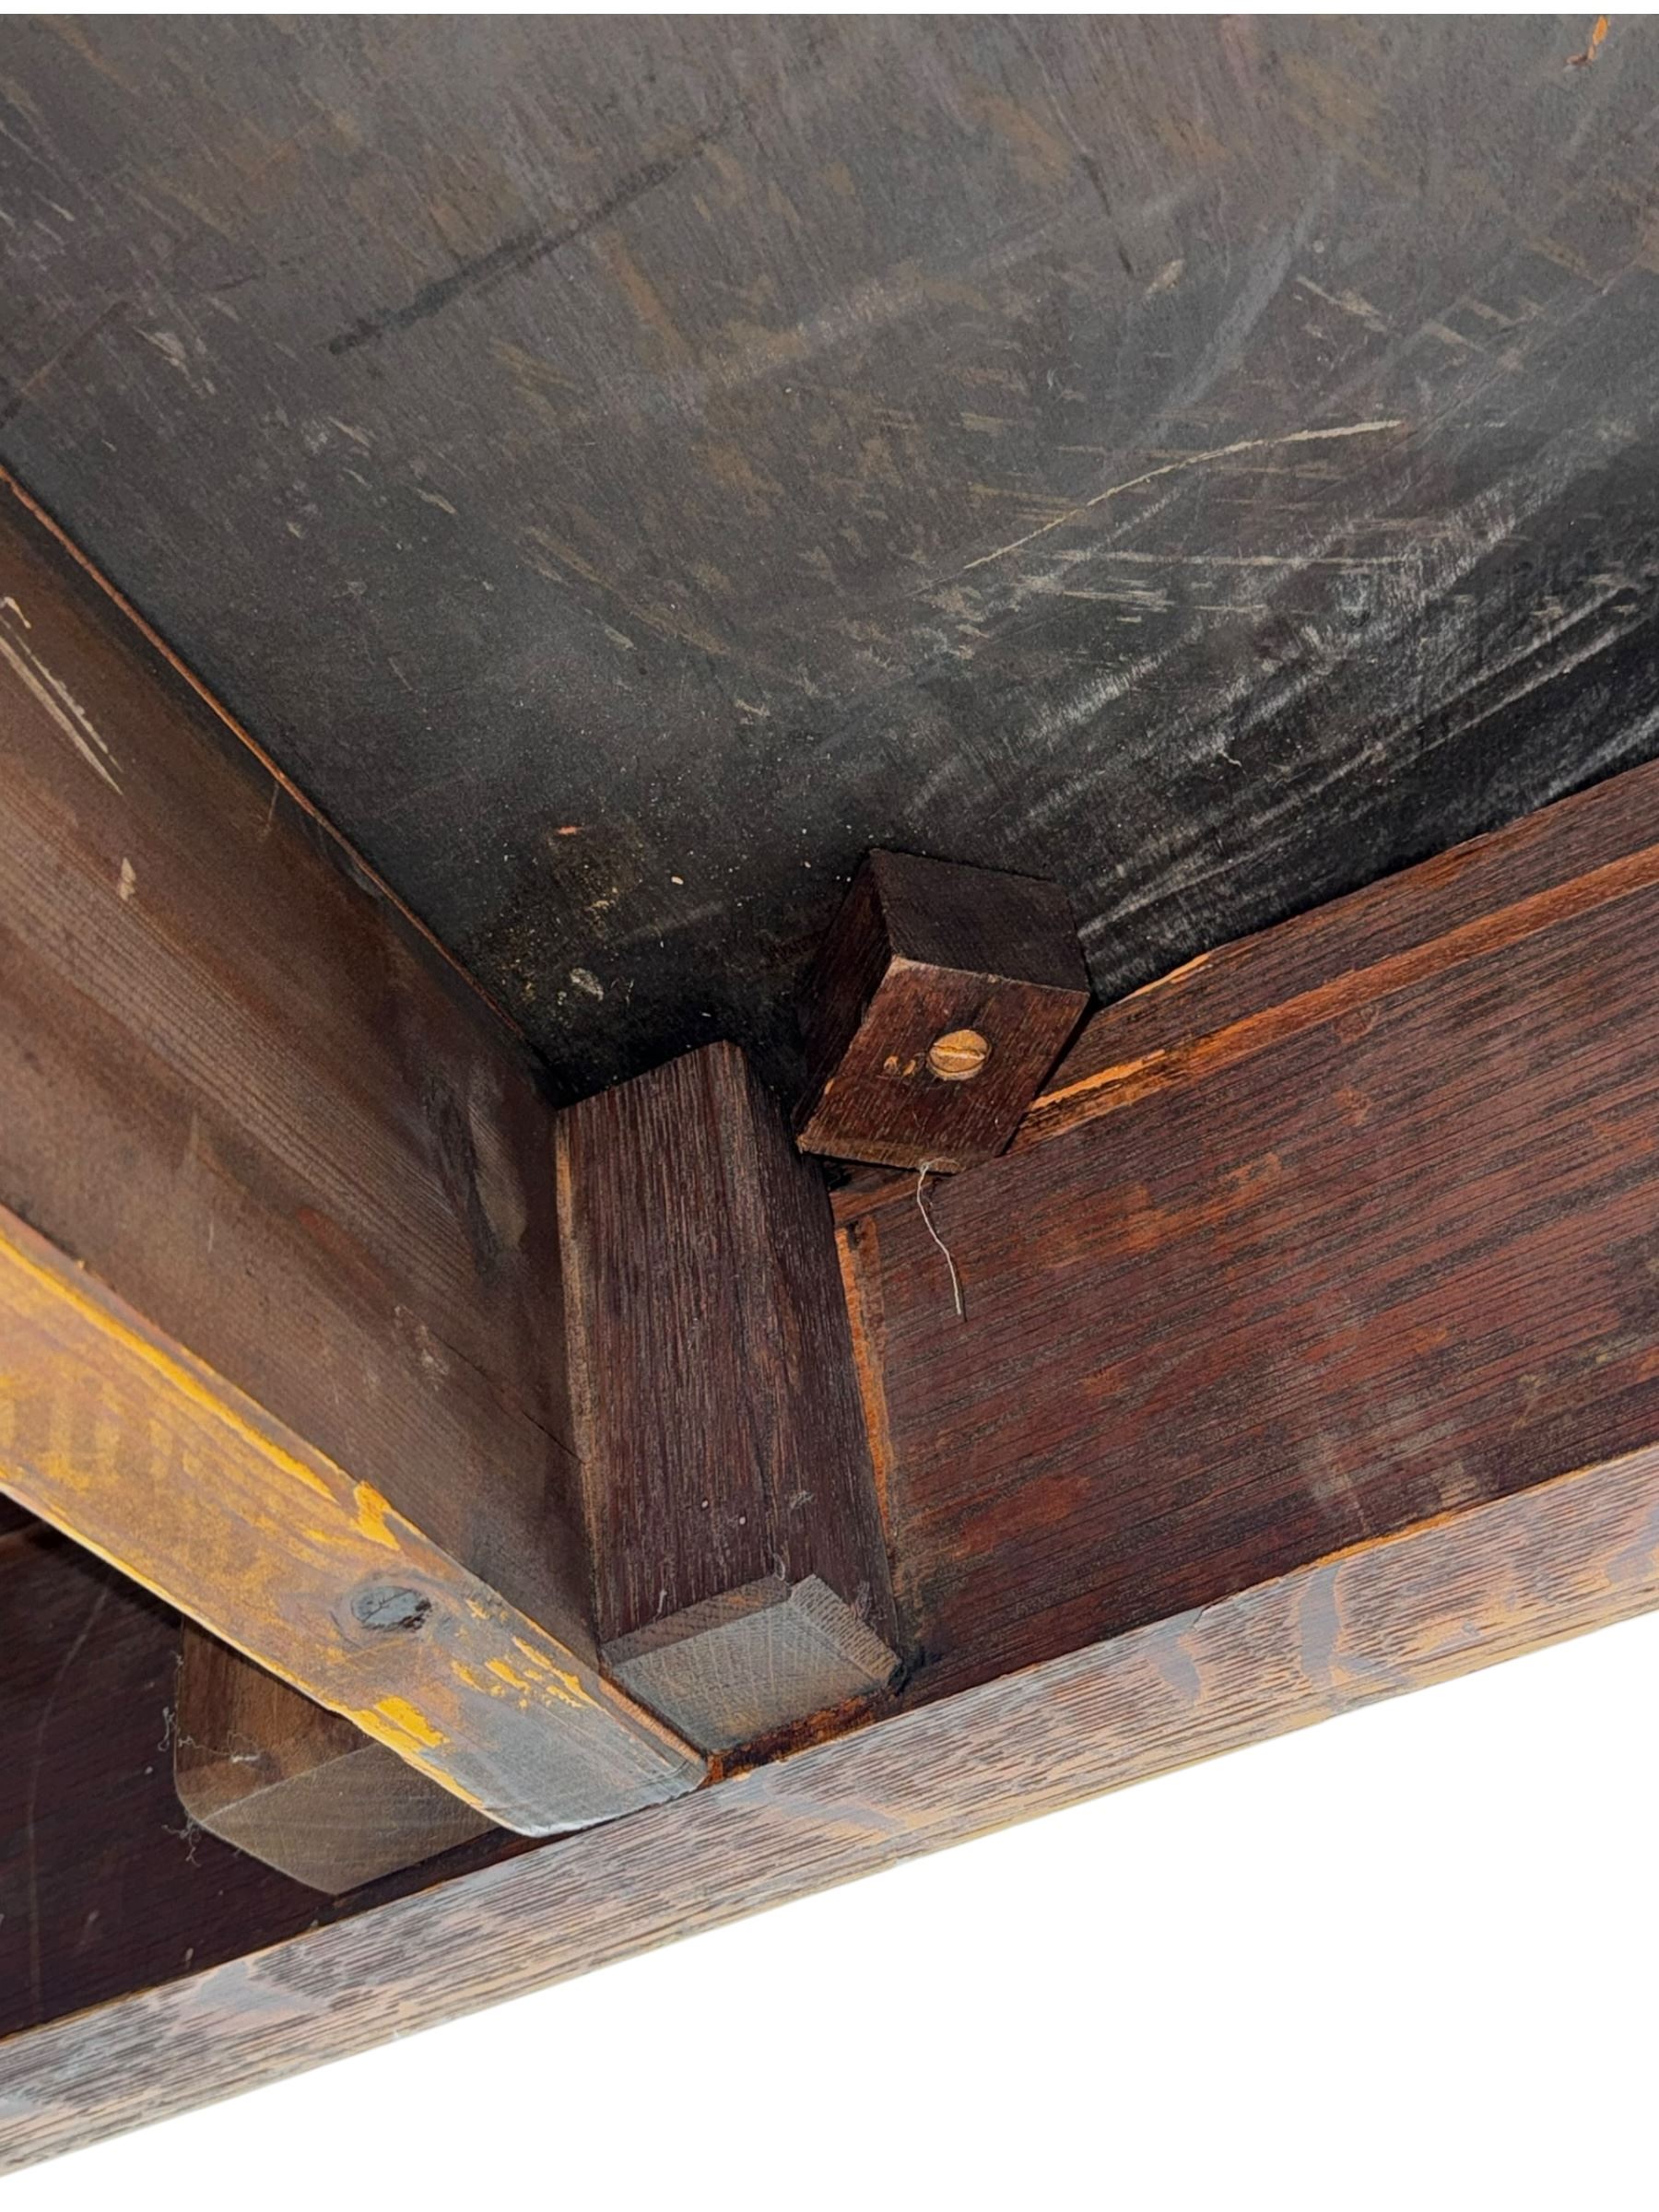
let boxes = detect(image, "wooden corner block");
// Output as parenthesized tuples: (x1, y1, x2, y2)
(606, 1575, 896, 1751)
(174, 1625, 492, 1894)
(558, 1041, 900, 1752)
(795, 850, 1091, 1171)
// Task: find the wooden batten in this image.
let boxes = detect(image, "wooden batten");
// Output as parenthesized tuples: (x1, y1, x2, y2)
(0, 1205, 700, 1832)
(558, 1041, 900, 1749)
(0, 478, 702, 1874)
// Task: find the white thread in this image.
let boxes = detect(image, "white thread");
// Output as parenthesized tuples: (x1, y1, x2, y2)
(915, 1159, 965, 1321)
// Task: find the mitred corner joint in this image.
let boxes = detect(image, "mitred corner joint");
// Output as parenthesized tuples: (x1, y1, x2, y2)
(794, 850, 1092, 1171)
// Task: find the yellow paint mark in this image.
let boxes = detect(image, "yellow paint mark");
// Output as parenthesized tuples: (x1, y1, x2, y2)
(1569, 15, 1610, 65)
(487, 1658, 531, 1692)
(547, 1665, 598, 1711)
(374, 1694, 445, 1748)
(0, 1225, 338, 1499)
(352, 1480, 403, 1551)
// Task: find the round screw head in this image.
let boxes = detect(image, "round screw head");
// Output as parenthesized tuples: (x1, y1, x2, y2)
(350, 1583, 432, 1634)
(927, 1028, 991, 1081)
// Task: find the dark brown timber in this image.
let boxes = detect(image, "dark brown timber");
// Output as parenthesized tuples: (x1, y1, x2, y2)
(795, 851, 1090, 1171)
(0, 469, 701, 1868)
(558, 1042, 898, 1747)
(837, 758, 1659, 1701)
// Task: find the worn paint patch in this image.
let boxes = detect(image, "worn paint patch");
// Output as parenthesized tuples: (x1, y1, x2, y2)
(369, 1694, 446, 1749)
(352, 1481, 404, 1551)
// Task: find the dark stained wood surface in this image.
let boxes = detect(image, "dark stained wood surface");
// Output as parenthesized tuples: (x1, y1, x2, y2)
(7, 1436, 1659, 2172)
(796, 851, 1089, 1170)
(0, 479, 708, 1857)
(0, 1532, 300, 2043)
(838, 754, 1659, 1697)
(0, 1532, 527, 2045)
(0, 1204, 701, 1831)
(1024, 749, 1659, 1147)
(559, 1042, 897, 1747)
(4, 20, 1659, 1103)
(0, 482, 584, 1647)
(174, 1628, 493, 1895)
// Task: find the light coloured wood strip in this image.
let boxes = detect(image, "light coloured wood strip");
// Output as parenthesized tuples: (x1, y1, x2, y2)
(0, 1204, 702, 1836)
(5, 1432, 1658, 2169)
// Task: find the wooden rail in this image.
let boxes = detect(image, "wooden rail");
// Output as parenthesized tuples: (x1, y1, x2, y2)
(9, 468, 1659, 2160)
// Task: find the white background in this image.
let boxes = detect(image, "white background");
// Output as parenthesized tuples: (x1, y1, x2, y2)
(16, 1606, 1657, 2212)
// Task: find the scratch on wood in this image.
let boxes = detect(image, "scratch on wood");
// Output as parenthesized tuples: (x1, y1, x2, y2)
(0, 595, 121, 791)
(957, 420, 1409, 578)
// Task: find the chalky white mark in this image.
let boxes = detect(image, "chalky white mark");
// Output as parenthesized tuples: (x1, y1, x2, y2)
(0, 597, 121, 792)
(958, 419, 1408, 576)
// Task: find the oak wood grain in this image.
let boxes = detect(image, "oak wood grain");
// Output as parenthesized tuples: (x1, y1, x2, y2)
(841, 856, 1659, 1700)
(559, 1042, 897, 1747)
(6, 1436, 1658, 2172)
(0, 1205, 702, 1831)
